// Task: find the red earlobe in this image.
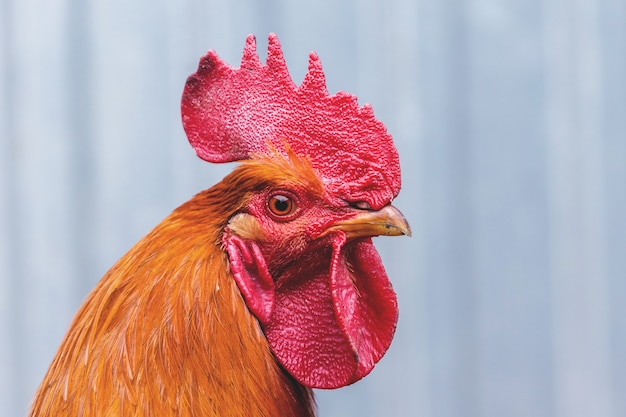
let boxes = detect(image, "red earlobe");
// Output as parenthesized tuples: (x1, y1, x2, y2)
(223, 232, 275, 324)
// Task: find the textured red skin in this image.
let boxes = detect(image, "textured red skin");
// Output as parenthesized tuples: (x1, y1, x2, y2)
(224, 233, 275, 324)
(181, 33, 401, 210)
(182, 34, 401, 389)
(224, 231, 398, 389)
(329, 236, 399, 380)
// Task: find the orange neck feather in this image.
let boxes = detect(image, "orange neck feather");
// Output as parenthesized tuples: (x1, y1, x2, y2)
(29, 183, 315, 417)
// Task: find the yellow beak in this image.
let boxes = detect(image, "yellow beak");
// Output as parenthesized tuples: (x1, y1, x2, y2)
(322, 205, 411, 240)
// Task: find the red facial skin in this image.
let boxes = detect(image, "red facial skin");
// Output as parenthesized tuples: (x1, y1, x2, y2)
(223, 173, 400, 389)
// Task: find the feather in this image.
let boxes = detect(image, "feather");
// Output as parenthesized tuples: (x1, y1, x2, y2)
(29, 158, 318, 416)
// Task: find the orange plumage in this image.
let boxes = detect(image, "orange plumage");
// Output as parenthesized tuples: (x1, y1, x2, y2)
(30, 155, 317, 416)
(30, 34, 409, 416)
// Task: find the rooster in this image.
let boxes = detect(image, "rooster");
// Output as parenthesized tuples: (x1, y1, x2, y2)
(29, 33, 410, 417)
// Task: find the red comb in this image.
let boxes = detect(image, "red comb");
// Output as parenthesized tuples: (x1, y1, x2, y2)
(181, 33, 400, 208)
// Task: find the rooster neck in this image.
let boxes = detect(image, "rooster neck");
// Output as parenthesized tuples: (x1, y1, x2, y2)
(30, 192, 315, 417)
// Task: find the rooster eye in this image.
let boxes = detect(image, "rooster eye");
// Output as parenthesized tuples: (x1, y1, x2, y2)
(268, 194, 296, 218)
(351, 201, 372, 210)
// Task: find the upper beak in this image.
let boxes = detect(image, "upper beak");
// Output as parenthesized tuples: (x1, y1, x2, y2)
(322, 204, 412, 240)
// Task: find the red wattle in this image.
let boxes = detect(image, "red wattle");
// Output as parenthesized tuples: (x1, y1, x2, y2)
(332, 239, 398, 379)
(262, 236, 398, 389)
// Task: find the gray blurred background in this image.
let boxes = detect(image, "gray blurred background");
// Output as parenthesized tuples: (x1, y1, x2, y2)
(1, 0, 625, 416)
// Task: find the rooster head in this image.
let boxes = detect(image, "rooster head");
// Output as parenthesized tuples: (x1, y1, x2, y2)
(181, 34, 410, 389)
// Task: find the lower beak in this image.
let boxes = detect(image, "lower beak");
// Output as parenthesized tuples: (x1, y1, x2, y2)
(323, 205, 412, 240)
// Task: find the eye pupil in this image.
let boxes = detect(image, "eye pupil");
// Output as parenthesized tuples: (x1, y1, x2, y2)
(273, 196, 290, 212)
(269, 194, 294, 216)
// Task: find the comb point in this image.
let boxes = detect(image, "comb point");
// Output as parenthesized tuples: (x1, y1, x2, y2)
(301, 52, 327, 94)
(361, 103, 375, 117)
(241, 34, 260, 68)
(266, 33, 290, 81)
(196, 50, 223, 75)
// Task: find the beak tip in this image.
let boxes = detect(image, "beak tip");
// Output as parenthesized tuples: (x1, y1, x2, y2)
(322, 204, 412, 240)
(397, 220, 412, 237)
